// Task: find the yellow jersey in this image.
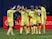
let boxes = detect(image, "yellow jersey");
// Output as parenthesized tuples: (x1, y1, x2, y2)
(7, 10, 16, 26)
(19, 10, 28, 21)
(41, 7, 46, 18)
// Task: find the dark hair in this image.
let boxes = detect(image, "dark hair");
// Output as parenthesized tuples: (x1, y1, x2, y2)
(39, 4, 46, 8)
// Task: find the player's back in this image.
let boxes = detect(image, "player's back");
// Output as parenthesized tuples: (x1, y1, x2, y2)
(41, 7, 46, 14)
(29, 10, 36, 19)
(41, 7, 46, 17)
(19, 10, 28, 20)
(7, 9, 16, 22)
(35, 9, 41, 17)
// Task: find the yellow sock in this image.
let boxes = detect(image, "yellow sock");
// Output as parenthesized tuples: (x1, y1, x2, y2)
(25, 27, 30, 34)
(43, 25, 45, 34)
(38, 30, 41, 34)
(36, 27, 38, 34)
(33, 26, 36, 34)
(10, 28, 14, 35)
(24, 27, 28, 34)
(38, 26, 41, 34)
(25, 27, 28, 34)
(28, 28, 30, 33)
(20, 27, 23, 34)
(7, 27, 11, 35)
(31, 27, 34, 34)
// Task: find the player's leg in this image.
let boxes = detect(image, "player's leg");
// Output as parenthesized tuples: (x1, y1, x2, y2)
(7, 27, 11, 35)
(37, 23, 41, 34)
(33, 19, 38, 34)
(10, 27, 15, 35)
(8, 20, 14, 35)
(42, 22, 45, 34)
(31, 26, 34, 34)
(42, 18, 46, 34)
(20, 21, 24, 34)
(24, 26, 28, 34)
(25, 27, 30, 34)
(10, 22, 15, 35)
(31, 25, 37, 34)
(27, 26, 30, 34)
(37, 17, 41, 34)
(30, 19, 34, 34)
(33, 24, 37, 34)
(23, 23, 29, 34)
(7, 22, 12, 35)
(20, 26, 23, 34)
(25, 21, 30, 34)
(7, 27, 14, 35)
(31, 19, 36, 34)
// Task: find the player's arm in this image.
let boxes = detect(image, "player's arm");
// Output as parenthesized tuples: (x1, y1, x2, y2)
(13, 5, 21, 13)
(16, 5, 21, 13)
(24, 9, 30, 14)
(11, 6, 17, 13)
(22, 9, 32, 18)
(34, 10, 40, 17)
(44, 9, 47, 20)
(27, 9, 33, 18)
(13, 10, 17, 13)
(36, 9, 41, 17)
(24, 9, 31, 17)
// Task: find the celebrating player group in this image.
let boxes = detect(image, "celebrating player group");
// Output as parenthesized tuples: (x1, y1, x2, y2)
(7, 5, 46, 35)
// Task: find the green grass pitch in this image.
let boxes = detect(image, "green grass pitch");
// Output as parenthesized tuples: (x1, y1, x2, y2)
(0, 28, 52, 39)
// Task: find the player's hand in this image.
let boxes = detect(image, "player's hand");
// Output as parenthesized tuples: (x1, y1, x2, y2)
(16, 5, 21, 11)
(17, 5, 21, 9)
(12, 5, 16, 9)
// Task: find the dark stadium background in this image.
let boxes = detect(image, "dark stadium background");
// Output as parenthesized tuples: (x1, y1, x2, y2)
(0, 0, 52, 27)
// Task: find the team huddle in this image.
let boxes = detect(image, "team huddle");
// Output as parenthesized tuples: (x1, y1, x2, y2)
(7, 5, 46, 35)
